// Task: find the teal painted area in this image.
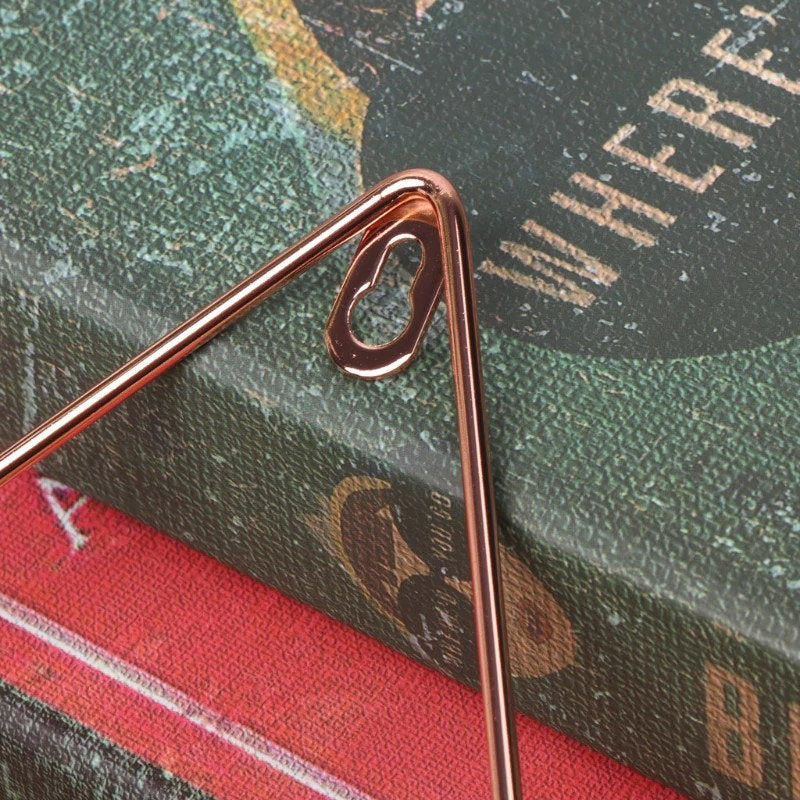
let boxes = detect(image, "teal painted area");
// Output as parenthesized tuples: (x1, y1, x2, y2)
(2, 3, 799, 798)
(0, 0, 360, 303)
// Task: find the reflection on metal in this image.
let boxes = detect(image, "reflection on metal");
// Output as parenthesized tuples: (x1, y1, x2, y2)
(0, 170, 522, 800)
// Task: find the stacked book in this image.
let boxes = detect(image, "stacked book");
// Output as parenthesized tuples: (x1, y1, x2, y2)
(1, 1, 798, 798)
(0, 469, 680, 799)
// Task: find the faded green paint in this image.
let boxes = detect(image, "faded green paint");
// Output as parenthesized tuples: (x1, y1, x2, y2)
(0, 680, 210, 799)
(1, 2, 799, 800)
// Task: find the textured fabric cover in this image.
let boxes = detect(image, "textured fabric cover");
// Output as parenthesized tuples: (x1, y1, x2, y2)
(0, 470, 683, 800)
(2, 3, 798, 798)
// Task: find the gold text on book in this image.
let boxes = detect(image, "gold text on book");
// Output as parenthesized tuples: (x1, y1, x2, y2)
(483, 5, 797, 309)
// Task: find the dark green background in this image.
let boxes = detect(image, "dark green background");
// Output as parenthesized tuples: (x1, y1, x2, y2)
(297, 0, 800, 357)
(1, 2, 799, 798)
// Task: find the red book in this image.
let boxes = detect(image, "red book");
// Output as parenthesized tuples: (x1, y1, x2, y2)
(0, 469, 683, 799)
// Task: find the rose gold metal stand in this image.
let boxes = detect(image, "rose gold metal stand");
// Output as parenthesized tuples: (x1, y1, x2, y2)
(0, 170, 522, 800)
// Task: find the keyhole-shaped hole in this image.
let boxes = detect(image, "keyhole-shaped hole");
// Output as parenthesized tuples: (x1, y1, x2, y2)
(350, 238, 422, 346)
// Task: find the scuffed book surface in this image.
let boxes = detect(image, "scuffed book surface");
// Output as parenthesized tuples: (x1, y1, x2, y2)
(1, 2, 799, 799)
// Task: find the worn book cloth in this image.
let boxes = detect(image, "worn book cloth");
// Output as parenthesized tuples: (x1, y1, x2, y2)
(1, 2, 798, 799)
(0, 470, 683, 800)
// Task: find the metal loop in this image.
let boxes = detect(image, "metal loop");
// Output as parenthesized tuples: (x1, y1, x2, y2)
(325, 200, 443, 379)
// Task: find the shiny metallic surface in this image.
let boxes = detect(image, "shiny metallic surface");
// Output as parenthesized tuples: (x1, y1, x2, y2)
(325, 196, 443, 379)
(0, 170, 522, 800)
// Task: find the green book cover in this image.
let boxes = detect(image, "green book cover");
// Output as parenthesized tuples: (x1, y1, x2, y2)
(1, 2, 799, 799)
(0, 680, 211, 800)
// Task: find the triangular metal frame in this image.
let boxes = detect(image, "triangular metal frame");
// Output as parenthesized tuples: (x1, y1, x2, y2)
(0, 170, 522, 800)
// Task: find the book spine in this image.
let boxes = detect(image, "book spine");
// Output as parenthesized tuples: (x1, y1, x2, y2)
(0, 680, 210, 800)
(1, 271, 796, 800)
